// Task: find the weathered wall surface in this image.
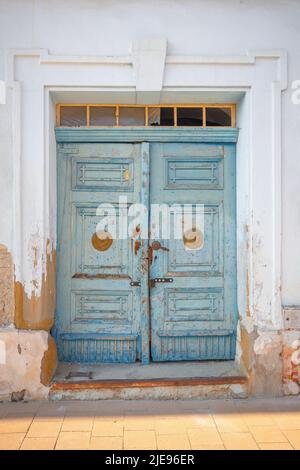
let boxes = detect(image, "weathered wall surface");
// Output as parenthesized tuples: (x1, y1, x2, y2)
(15, 249, 56, 330)
(239, 324, 283, 397)
(0, 249, 57, 399)
(0, 245, 14, 326)
(282, 308, 300, 395)
(0, 328, 57, 400)
(0, 0, 299, 399)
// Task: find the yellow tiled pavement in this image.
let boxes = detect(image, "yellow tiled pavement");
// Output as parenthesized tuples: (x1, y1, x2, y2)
(92, 418, 124, 437)
(219, 432, 259, 450)
(188, 428, 223, 448)
(282, 430, 300, 449)
(61, 414, 95, 432)
(249, 426, 288, 443)
(89, 436, 123, 450)
(26, 420, 62, 438)
(157, 434, 191, 450)
(124, 430, 157, 450)
(0, 397, 299, 450)
(20, 437, 57, 450)
(55, 431, 91, 450)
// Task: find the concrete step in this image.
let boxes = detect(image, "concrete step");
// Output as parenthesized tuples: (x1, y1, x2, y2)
(50, 361, 248, 400)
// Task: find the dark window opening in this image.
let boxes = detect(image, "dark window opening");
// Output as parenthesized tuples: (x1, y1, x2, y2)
(177, 107, 203, 126)
(148, 107, 174, 126)
(206, 107, 232, 127)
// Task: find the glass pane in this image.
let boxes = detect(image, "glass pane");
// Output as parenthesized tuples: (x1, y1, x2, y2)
(148, 107, 174, 126)
(119, 107, 145, 126)
(206, 107, 232, 127)
(90, 107, 116, 126)
(60, 106, 87, 126)
(148, 107, 161, 126)
(177, 107, 203, 126)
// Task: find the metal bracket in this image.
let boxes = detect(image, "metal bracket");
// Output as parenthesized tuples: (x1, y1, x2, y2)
(130, 281, 141, 287)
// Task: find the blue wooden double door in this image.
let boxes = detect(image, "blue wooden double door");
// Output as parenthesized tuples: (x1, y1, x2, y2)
(56, 141, 237, 363)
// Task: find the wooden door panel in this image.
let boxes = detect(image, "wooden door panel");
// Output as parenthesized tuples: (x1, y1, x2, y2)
(150, 142, 237, 361)
(56, 143, 148, 363)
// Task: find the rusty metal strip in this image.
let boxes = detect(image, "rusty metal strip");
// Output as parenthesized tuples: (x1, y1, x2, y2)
(51, 375, 248, 390)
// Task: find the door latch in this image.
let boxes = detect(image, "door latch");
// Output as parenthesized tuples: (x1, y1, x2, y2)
(151, 241, 169, 252)
(147, 241, 169, 266)
(149, 277, 174, 288)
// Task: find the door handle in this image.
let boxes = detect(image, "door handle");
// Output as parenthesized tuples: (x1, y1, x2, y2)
(151, 241, 169, 252)
(146, 241, 169, 266)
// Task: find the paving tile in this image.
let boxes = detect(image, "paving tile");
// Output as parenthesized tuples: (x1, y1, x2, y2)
(20, 437, 57, 450)
(92, 419, 124, 437)
(0, 433, 26, 450)
(36, 403, 66, 414)
(175, 401, 211, 412)
(183, 413, 216, 428)
(2, 402, 41, 414)
(62, 415, 94, 432)
(0, 415, 33, 433)
(259, 442, 294, 450)
(213, 414, 249, 433)
(155, 419, 189, 435)
(88, 402, 124, 417)
(209, 401, 238, 414)
(157, 434, 191, 450)
(124, 401, 157, 412)
(154, 413, 216, 429)
(192, 444, 226, 450)
(55, 431, 91, 450)
(240, 412, 275, 427)
(90, 437, 123, 450)
(283, 430, 300, 449)
(33, 415, 64, 423)
(35, 405, 66, 421)
(220, 432, 259, 450)
(27, 420, 62, 438)
(187, 428, 223, 448)
(272, 413, 300, 430)
(123, 416, 157, 431)
(249, 426, 288, 443)
(124, 430, 157, 450)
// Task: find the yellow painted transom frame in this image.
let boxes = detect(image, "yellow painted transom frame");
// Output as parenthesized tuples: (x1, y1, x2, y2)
(56, 103, 236, 128)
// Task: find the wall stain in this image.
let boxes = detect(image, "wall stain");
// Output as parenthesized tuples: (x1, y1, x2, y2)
(0, 244, 15, 326)
(40, 335, 58, 386)
(15, 247, 56, 331)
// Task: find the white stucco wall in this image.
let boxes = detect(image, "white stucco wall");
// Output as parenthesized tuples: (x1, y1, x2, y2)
(0, 0, 299, 308)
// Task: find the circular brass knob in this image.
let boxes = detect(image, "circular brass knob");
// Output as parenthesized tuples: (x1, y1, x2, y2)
(183, 227, 204, 250)
(91, 231, 113, 252)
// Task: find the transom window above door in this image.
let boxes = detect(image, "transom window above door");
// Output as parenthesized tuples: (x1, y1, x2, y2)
(56, 104, 236, 128)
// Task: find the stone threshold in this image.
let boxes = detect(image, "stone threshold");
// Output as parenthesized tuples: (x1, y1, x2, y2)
(50, 361, 248, 400)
